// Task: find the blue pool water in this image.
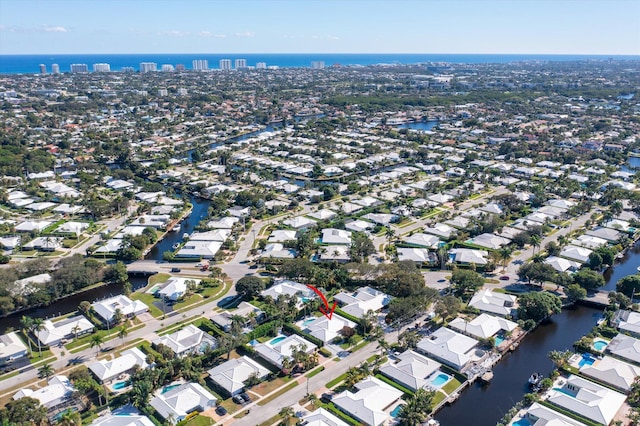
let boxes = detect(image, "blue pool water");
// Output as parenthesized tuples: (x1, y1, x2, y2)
(494, 335, 506, 346)
(578, 354, 595, 368)
(553, 387, 576, 397)
(302, 318, 316, 327)
(430, 373, 451, 388)
(390, 405, 403, 418)
(593, 340, 608, 351)
(512, 418, 531, 426)
(270, 336, 286, 345)
(113, 381, 128, 390)
(162, 384, 181, 394)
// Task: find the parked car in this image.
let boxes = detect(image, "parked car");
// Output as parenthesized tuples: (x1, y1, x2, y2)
(232, 395, 245, 404)
(320, 393, 332, 403)
(240, 392, 251, 402)
(215, 406, 227, 416)
(170, 267, 181, 273)
(499, 275, 510, 281)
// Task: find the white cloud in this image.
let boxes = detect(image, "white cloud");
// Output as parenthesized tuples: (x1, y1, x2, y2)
(234, 31, 255, 38)
(42, 25, 69, 33)
(158, 30, 191, 37)
(327, 35, 340, 40)
(198, 31, 226, 38)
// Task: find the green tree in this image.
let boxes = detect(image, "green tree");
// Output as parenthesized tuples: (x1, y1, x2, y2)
(517, 262, 556, 286)
(349, 232, 375, 263)
(617, 275, 640, 298)
(434, 295, 462, 321)
(105, 261, 129, 284)
(450, 268, 485, 297)
(37, 363, 54, 379)
(279, 406, 295, 425)
(90, 334, 104, 356)
(19, 316, 34, 356)
(118, 325, 128, 345)
(548, 350, 572, 368)
(573, 269, 605, 291)
(32, 318, 44, 358)
(236, 276, 265, 299)
(517, 292, 562, 323)
(57, 409, 82, 426)
(565, 284, 587, 301)
(0, 397, 48, 426)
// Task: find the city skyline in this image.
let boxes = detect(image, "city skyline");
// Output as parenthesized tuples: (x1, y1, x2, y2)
(0, 0, 639, 55)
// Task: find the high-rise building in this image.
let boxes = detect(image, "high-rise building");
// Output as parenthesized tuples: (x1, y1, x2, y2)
(140, 62, 157, 73)
(51, 64, 60, 74)
(121, 67, 135, 72)
(177, 88, 188, 96)
(311, 61, 325, 69)
(93, 63, 111, 72)
(175, 64, 186, 71)
(219, 59, 232, 70)
(235, 59, 247, 69)
(161, 64, 175, 72)
(39, 64, 47, 74)
(158, 89, 168, 96)
(192, 59, 209, 71)
(70, 63, 89, 73)
(256, 62, 267, 70)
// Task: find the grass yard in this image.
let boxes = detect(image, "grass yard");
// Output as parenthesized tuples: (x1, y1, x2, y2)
(252, 376, 293, 396)
(326, 372, 347, 389)
(219, 398, 241, 414)
(130, 292, 164, 317)
(182, 415, 214, 426)
(29, 349, 55, 365)
(442, 377, 463, 395)
(257, 381, 298, 406)
(432, 390, 447, 406)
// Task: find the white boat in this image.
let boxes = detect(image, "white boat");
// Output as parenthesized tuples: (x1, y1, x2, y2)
(171, 224, 180, 232)
(528, 372, 542, 386)
(637, 266, 640, 272)
(172, 243, 180, 250)
(182, 233, 190, 240)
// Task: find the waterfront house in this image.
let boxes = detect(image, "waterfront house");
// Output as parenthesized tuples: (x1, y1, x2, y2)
(175, 240, 222, 259)
(416, 327, 480, 371)
(559, 245, 592, 264)
(606, 333, 640, 365)
(253, 334, 317, 369)
(35, 315, 94, 346)
(13, 375, 75, 411)
(92, 295, 149, 324)
(468, 289, 517, 317)
(544, 256, 582, 273)
(300, 408, 349, 426)
(13, 273, 51, 296)
(150, 382, 217, 425)
(89, 348, 149, 384)
(579, 355, 640, 392)
(449, 313, 517, 340)
(379, 350, 442, 392)
(585, 227, 622, 242)
(152, 324, 216, 357)
(157, 277, 202, 301)
(613, 310, 640, 337)
(546, 375, 626, 425)
(206, 355, 270, 396)
(0, 332, 28, 365)
(510, 402, 588, 426)
(332, 376, 403, 426)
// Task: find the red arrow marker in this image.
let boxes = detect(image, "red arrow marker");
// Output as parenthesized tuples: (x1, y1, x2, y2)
(305, 284, 337, 320)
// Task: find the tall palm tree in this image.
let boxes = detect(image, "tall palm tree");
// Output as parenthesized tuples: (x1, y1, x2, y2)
(71, 325, 81, 341)
(279, 406, 295, 425)
(37, 363, 54, 380)
(530, 234, 541, 256)
(32, 318, 45, 358)
(20, 316, 34, 356)
(118, 326, 128, 346)
(90, 334, 104, 356)
(57, 410, 81, 426)
(498, 247, 512, 273)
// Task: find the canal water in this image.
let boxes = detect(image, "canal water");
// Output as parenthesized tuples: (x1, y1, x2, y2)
(435, 305, 603, 426)
(397, 120, 439, 131)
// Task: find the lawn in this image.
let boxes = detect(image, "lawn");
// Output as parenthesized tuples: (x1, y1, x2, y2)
(183, 415, 214, 426)
(442, 377, 463, 395)
(326, 372, 347, 389)
(29, 349, 55, 365)
(257, 381, 298, 406)
(130, 292, 164, 317)
(432, 390, 447, 406)
(252, 376, 293, 396)
(219, 398, 241, 414)
(148, 273, 171, 287)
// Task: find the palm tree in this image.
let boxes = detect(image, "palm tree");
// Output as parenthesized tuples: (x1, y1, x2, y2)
(57, 409, 81, 426)
(398, 399, 427, 426)
(90, 334, 104, 356)
(37, 363, 54, 380)
(279, 406, 295, 425)
(20, 316, 34, 356)
(345, 366, 363, 388)
(307, 393, 319, 408)
(32, 318, 45, 358)
(530, 234, 541, 256)
(118, 326, 128, 346)
(498, 247, 512, 272)
(385, 227, 396, 245)
(71, 325, 81, 341)
(548, 350, 572, 368)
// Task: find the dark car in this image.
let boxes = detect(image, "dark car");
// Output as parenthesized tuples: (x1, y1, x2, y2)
(215, 406, 227, 416)
(170, 267, 181, 273)
(232, 395, 245, 404)
(240, 392, 251, 402)
(320, 393, 332, 403)
(499, 275, 510, 281)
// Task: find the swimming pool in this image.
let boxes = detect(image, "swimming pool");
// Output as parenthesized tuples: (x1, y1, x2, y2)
(511, 418, 531, 426)
(390, 405, 403, 418)
(553, 387, 576, 397)
(270, 336, 287, 345)
(494, 335, 506, 346)
(593, 339, 608, 351)
(113, 381, 128, 390)
(302, 318, 316, 327)
(429, 372, 452, 388)
(578, 353, 595, 368)
(162, 384, 182, 394)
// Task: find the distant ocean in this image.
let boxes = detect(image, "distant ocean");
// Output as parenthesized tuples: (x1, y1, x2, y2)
(1, 53, 639, 74)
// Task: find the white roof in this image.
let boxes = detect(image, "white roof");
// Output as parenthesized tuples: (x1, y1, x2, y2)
(13, 376, 75, 409)
(90, 413, 155, 426)
(189, 229, 231, 242)
(544, 256, 582, 273)
(55, 221, 89, 234)
(572, 235, 608, 249)
(176, 240, 222, 258)
(303, 314, 357, 343)
(0, 332, 28, 360)
(585, 227, 622, 242)
(514, 402, 586, 426)
(89, 348, 149, 382)
(92, 295, 149, 322)
(397, 247, 432, 263)
(283, 216, 317, 229)
(152, 324, 213, 356)
(580, 355, 640, 391)
(15, 220, 53, 232)
(35, 315, 94, 346)
(158, 277, 201, 300)
(423, 223, 455, 239)
(547, 375, 626, 425)
(301, 408, 349, 426)
(150, 382, 217, 423)
(254, 334, 317, 368)
(321, 228, 352, 245)
(206, 355, 269, 395)
(403, 233, 441, 248)
(308, 209, 337, 221)
(468, 289, 516, 316)
(559, 245, 592, 263)
(618, 310, 640, 336)
(261, 279, 314, 301)
(344, 219, 374, 233)
(206, 216, 239, 229)
(449, 313, 517, 339)
(449, 248, 488, 265)
(468, 233, 511, 250)
(332, 376, 402, 426)
(333, 287, 391, 318)
(268, 229, 297, 243)
(606, 333, 640, 365)
(417, 327, 479, 370)
(379, 350, 441, 391)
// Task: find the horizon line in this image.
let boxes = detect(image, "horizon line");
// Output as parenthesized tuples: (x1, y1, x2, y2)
(2, 52, 640, 57)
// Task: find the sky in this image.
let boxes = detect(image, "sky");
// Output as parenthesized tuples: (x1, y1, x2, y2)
(0, 0, 639, 55)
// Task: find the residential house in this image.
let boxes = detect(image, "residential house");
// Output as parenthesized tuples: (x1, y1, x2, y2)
(253, 334, 317, 369)
(402, 233, 441, 249)
(261, 279, 315, 303)
(397, 247, 436, 265)
(544, 256, 582, 273)
(510, 402, 588, 426)
(175, 240, 222, 259)
(35, 315, 94, 346)
(468, 289, 517, 317)
(89, 348, 149, 383)
(468, 233, 511, 250)
(580, 355, 640, 392)
(321, 228, 352, 245)
(332, 376, 403, 426)
(206, 356, 270, 396)
(613, 310, 640, 337)
(416, 327, 480, 370)
(379, 350, 442, 392)
(152, 324, 216, 357)
(13, 375, 75, 411)
(559, 245, 592, 264)
(449, 248, 489, 266)
(300, 408, 349, 426)
(157, 277, 202, 301)
(211, 302, 264, 332)
(150, 382, 217, 424)
(301, 314, 357, 343)
(92, 295, 149, 324)
(333, 286, 391, 319)
(0, 332, 28, 365)
(606, 333, 640, 365)
(449, 313, 517, 340)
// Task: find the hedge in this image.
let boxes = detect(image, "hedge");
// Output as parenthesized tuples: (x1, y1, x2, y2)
(247, 321, 281, 341)
(282, 323, 324, 347)
(196, 319, 225, 337)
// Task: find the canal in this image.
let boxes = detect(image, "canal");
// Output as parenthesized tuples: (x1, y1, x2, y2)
(603, 240, 640, 292)
(435, 305, 604, 426)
